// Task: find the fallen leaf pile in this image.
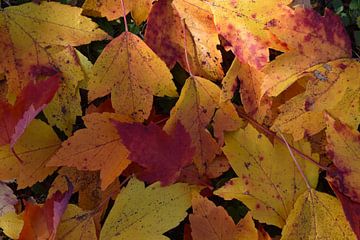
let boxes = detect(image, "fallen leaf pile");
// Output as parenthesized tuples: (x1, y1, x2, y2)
(0, 0, 358, 239)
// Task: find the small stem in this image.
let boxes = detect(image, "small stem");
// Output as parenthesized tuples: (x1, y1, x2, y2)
(276, 128, 312, 191)
(236, 109, 328, 171)
(181, 19, 193, 77)
(120, 0, 128, 33)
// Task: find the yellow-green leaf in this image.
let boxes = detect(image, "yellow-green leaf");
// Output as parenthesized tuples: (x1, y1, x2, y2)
(0, 212, 23, 239)
(100, 178, 192, 240)
(281, 190, 356, 239)
(215, 124, 319, 227)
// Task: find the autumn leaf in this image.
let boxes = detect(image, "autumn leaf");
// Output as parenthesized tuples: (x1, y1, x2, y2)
(0, 72, 60, 147)
(88, 31, 178, 122)
(82, 0, 152, 25)
(0, 212, 23, 239)
(19, 180, 73, 240)
(271, 59, 360, 140)
(324, 114, 360, 237)
(189, 194, 258, 240)
(144, 0, 221, 80)
(112, 121, 195, 185)
(261, 5, 352, 98)
(215, 124, 319, 227)
(100, 177, 192, 240)
(281, 190, 356, 239)
(0, 2, 110, 98)
(47, 113, 131, 190)
(164, 76, 221, 174)
(56, 204, 97, 240)
(172, 0, 224, 79)
(0, 182, 17, 216)
(207, 0, 290, 69)
(43, 46, 86, 136)
(0, 119, 60, 188)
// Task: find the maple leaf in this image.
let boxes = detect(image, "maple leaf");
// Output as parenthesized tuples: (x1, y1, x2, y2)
(100, 177, 192, 240)
(56, 204, 97, 240)
(144, 0, 222, 80)
(88, 31, 178, 122)
(43, 46, 87, 136)
(19, 180, 73, 240)
(0, 182, 17, 217)
(0, 2, 110, 98)
(172, 0, 224, 79)
(215, 124, 319, 227)
(324, 114, 360, 237)
(0, 119, 61, 188)
(261, 5, 352, 98)
(281, 190, 356, 239)
(112, 121, 195, 185)
(271, 59, 359, 140)
(0, 212, 23, 239)
(0, 72, 60, 147)
(82, 0, 152, 25)
(207, 0, 290, 69)
(189, 194, 258, 240)
(47, 113, 131, 190)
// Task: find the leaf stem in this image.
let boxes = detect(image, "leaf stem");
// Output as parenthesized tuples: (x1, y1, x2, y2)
(120, 0, 128, 33)
(236, 109, 328, 171)
(276, 128, 312, 191)
(181, 19, 193, 77)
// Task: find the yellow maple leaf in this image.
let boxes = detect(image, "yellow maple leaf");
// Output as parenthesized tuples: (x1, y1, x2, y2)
(0, 119, 60, 188)
(47, 113, 131, 190)
(281, 190, 356, 239)
(0, 2, 110, 99)
(82, 0, 152, 25)
(100, 177, 192, 240)
(56, 204, 97, 240)
(88, 32, 178, 122)
(172, 0, 223, 80)
(207, 0, 290, 69)
(215, 124, 319, 227)
(271, 59, 359, 141)
(43, 46, 84, 136)
(0, 212, 23, 239)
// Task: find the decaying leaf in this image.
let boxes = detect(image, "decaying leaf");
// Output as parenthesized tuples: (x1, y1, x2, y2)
(100, 177, 192, 240)
(0, 119, 60, 188)
(0, 2, 109, 98)
(19, 180, 73, 240)
(215, 124, 319, 227)
(281, 190, 356, 239)
(0, 72, 60, 147)
(112, 121, 194, 185)
(56, 204, 97, 240)
(189, 194, 258, 240)
(47, 113, 131, 190)
(271, 59, 360, 140)
(88, 31, 178, 122)
(261, 5, 352, 98)
(164, 76, 221, 174)
(207, 0, 290, 69)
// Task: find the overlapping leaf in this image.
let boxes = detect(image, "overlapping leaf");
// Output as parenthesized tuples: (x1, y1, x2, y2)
(0, 2, 109, 99)
(88, 31, 178, 122)
(100, 178, 192, 240)
(215, 124, 319, 227)
(0, 120, 60, 188)
(48, 113, 131, 190)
